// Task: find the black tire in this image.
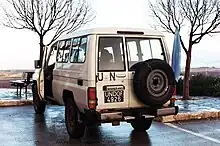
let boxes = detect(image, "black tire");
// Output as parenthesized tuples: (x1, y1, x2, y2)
(131, 119, 152, 131)
(65, 97, 85, 138)
(32, 84, 46, 115)
(133, 59, 175, 107)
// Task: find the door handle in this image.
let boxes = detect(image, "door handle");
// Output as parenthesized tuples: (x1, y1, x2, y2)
(116, 74, 126, 78)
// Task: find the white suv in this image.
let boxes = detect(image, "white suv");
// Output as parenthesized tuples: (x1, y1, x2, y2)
(32, 27, 178, 138)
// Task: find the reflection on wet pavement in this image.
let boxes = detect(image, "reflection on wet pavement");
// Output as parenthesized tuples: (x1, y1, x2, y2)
(0, 89, 220, 145)
(0, 105, 219, 146)
(31, 106, 153, 146)
(0, 88, 32, 100)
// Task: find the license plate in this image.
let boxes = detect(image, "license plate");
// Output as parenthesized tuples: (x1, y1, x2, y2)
(104, 90, 124, 103)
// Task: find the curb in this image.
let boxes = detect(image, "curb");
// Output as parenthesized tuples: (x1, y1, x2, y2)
(154, 111, 220, 123)
(0, 100, 33, 107)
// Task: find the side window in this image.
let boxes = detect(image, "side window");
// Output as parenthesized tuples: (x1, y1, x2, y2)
(70, 38, 81, 62)
(56, 39, 71, 63)
(62, 39, 71, 63)
(56, 40, 65, 62)
(78, 37, 87, 62)
(70, 36, 87, 63)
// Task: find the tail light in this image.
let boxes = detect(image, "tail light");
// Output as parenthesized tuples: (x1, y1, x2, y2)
(87, 87, 97, 110)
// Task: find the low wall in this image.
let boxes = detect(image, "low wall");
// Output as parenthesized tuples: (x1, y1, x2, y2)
(0, 79, 13, 88)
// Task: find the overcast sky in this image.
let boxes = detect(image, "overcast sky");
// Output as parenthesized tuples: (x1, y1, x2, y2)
(0, 0, 220, 70)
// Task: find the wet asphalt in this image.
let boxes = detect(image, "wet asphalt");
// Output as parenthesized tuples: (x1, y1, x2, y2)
(0, 105, 220, 146)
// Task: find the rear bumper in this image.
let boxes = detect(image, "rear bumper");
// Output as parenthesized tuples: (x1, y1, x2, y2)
(84, 106, 178, 124)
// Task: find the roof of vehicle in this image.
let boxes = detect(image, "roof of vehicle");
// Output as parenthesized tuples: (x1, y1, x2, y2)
(58, 27, 164, 41)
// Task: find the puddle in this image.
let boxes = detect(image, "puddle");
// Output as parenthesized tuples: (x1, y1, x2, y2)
(0, 88, 32, 100)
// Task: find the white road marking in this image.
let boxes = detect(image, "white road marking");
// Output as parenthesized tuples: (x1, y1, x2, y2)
(165, 123, 220, 144)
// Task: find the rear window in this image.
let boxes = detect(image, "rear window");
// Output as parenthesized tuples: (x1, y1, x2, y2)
(98, 37, 125, 71)
(126, 38, 166, 70)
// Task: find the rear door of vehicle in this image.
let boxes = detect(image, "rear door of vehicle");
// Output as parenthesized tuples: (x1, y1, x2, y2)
(96, 36, 129, 109)
(125, 36, 168, 107)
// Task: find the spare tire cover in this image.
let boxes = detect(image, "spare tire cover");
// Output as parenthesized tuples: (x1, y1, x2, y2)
(133, 59, 175, 107)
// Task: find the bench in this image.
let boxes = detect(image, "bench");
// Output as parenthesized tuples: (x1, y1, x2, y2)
(10, 72, 34, 97)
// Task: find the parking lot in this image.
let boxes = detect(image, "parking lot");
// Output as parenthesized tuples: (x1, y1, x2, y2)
(0, 105, 219, 146)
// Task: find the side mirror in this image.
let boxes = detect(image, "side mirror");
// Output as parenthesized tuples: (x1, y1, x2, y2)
(34, 60, 41, 69)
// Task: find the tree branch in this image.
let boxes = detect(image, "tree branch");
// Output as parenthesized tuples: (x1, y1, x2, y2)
(149, 0, 220, 51)
(1, 0, 93, 46)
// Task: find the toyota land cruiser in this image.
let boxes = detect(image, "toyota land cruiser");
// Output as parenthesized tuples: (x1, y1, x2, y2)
(32, 27, 178, 138)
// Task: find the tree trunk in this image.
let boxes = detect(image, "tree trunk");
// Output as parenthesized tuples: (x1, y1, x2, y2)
(182, 45, 192, 100)
(39, 35, 44, 68)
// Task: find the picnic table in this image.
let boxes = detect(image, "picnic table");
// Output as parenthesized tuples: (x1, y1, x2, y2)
(10, 71, 34, 97)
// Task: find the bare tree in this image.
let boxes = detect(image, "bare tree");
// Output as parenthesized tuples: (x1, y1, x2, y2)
(149, 0, 220, 100)
(1, 0, 93, 65)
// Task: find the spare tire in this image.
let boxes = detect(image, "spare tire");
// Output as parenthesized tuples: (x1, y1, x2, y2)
(133, 59, 175, 107)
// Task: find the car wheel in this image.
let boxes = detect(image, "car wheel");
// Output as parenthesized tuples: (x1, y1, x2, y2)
(65, 97, 85, 138)
(130, 119, 153, 132)
(32, 84, 46, 115)
(133, 59, 175, 107)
